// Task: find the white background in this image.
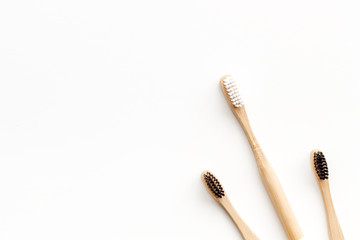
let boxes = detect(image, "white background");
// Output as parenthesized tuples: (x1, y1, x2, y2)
(0, 0, 359, 239)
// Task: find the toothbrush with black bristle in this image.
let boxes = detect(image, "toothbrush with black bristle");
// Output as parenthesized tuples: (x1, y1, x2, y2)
(201, 170, 259, 240)
(311, 150, 344, 240)
(220, 75, 303, 240)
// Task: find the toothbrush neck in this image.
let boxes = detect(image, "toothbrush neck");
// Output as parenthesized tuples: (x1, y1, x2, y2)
(235, 107, 259, 148)
(235, 107, 265, 162)
(243, 126, 259, 149)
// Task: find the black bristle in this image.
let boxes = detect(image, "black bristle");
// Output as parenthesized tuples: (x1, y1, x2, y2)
(313, 151, 329, 180)
(204, 172, 225, 198)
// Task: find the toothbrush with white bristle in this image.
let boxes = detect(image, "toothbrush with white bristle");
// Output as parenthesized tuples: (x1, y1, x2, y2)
(220, 75, 303, 240)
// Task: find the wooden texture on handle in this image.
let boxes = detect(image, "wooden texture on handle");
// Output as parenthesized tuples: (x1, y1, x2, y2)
(319, 181, 344, 240)
(234, 108, 303, 239)
(253, 148, 303, 240)
(220, 197, 259, 240)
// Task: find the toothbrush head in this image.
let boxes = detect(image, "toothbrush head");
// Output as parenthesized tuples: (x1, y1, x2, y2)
(220, 75, 244, 108)
(312, 150, 329, 180)
(201, 171, 225, 199)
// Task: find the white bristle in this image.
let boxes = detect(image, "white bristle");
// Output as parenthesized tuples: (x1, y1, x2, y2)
(223, 76, 244, 107)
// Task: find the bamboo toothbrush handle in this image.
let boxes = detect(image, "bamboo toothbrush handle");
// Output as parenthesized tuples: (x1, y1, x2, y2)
(221, 197, 259, 240)
(236, 107, 302, 239)
(253, 148, 303, 240)
(320, 183, 344, 240)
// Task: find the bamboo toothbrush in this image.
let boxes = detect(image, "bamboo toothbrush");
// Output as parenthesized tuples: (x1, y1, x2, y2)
(311, 150, 344, 240)
(220, 75, 303, 240)
(201, 170, 259, 240)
